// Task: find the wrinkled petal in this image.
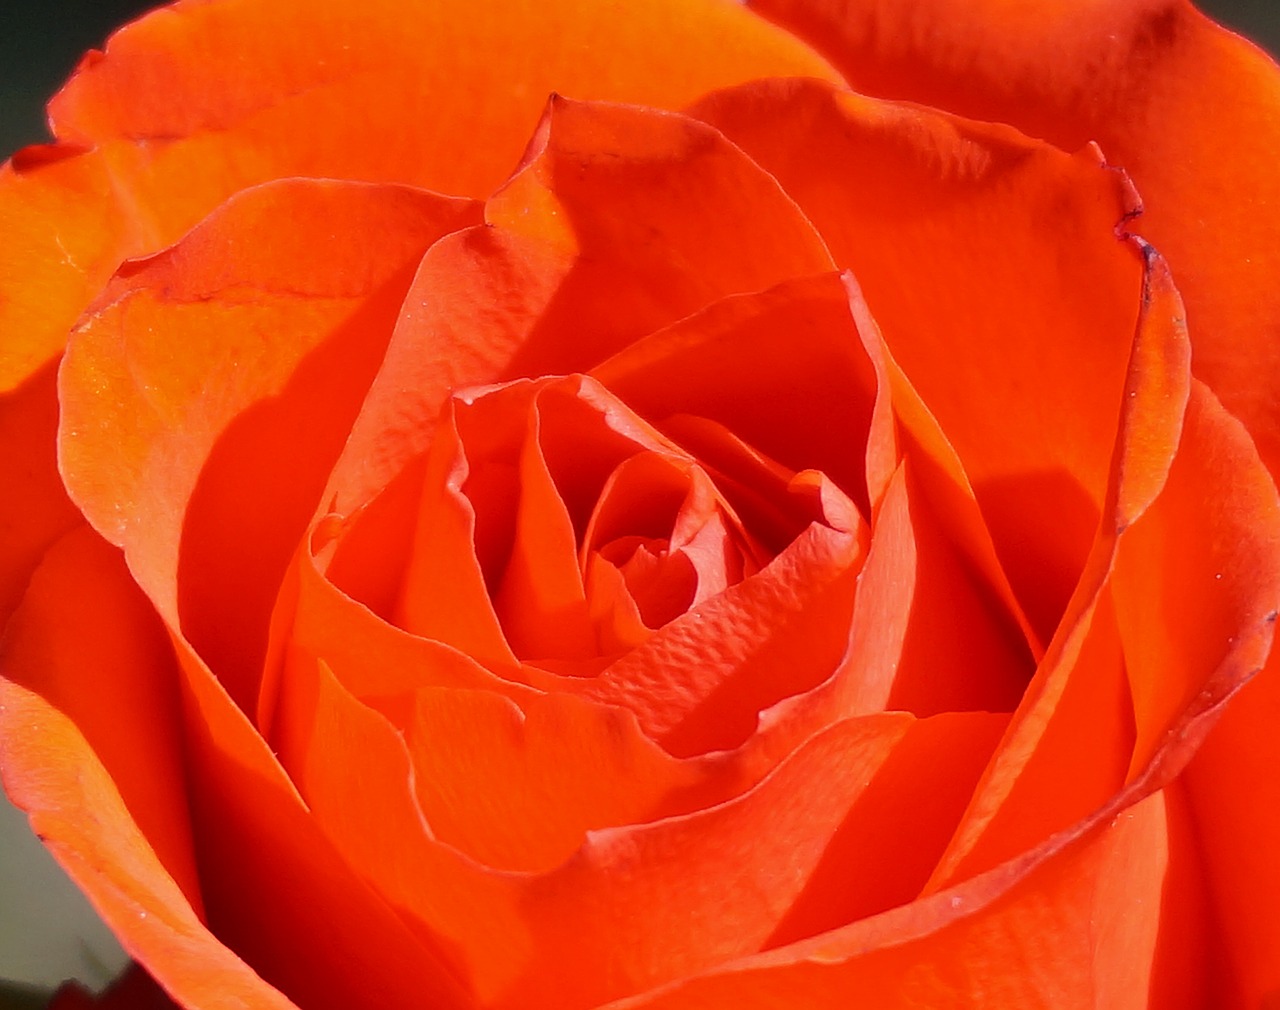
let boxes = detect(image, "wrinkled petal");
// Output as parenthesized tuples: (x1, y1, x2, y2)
(597, 272, 1036, 719)
(324, 96, 835, 514)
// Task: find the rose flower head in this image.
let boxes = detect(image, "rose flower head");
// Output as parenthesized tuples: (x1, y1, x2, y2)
(3, 1, 1280, 1008)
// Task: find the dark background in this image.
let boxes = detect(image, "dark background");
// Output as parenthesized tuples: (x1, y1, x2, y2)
(0, 0, 1277, 1005)
(1, 0, 1279, 156)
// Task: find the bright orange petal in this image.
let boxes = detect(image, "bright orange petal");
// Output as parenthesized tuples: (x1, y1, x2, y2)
(0, 530, 296, 1010)
(1, 526, 198, 909)
(1, 0, 839, 391)
(58, 179, 480, 711)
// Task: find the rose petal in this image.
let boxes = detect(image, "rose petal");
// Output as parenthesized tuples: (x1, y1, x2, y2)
(690, 77, 1143, 642)
(923, 245, 1193, 888)
(1185, 652, 1280, 1008)
(58, 178, 481, 710)
(0, 0, 840, 392)
(596, 272, 1036, 717)
(275, 651, 965, 1009)
(0, 678, 299, 1010)
(0, 526, 198, 908)
(594, 788, 1201, 1010)
(401, 688, 720, 873)
(0, 361, 83, 627)
(593, 273, 876, 514)
(761, 710, 1008, 948)
(743, 0, 1280, 477)
(1152, 384, 1280, 1006)
(924, 250, 1280, 920)
(0, 530, 297, 1010)
(1113, 379, 1280, 778)
(169, 638, 473, 1010)
(325, 96, 836, 514)
(575, 506, 865, 757)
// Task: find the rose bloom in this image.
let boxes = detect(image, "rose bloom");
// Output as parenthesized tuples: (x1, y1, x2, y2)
(3, 0, 1280, 1007)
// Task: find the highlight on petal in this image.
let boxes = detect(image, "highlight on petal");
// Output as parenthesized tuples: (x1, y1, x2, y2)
(58, 178, 481, 711)
(0, 0, 840, 392)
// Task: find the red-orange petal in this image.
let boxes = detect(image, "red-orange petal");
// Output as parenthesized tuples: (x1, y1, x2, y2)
(0, 530, 297, 1010)
(594, 788, 1200, 1010)
(689, 77, 1143, 642)
(924, 245, 1195, 889)
(325, 96, 835, 514)
(274, 647, 942, 1010)
(0, 361, 83, 628)
(593, 273, 875, 513)
(744, 0, 1280, 478)
(166, 636, 474, 1010)
(1, 526, 198, 909)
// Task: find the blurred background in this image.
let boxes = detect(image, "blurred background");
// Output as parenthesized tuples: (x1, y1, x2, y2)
(0, 0, 1278, 1007)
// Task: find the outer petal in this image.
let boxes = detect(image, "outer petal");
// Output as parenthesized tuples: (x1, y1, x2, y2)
(58, 179, 481, 711)
(0, 0, 840, 391)
(1187, 645, 1280, 1007)
(597, 788, 1201, 1010)
(0, 361, 82, 628)
(741, 0, 1280, 474)
(720, 8, 1280, 997)
(0, 529, 295, 1010)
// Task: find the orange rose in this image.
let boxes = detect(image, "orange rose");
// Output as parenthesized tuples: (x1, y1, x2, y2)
(3, 2, 1280, 1008)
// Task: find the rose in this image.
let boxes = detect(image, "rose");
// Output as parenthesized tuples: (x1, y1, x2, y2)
(3, 1, 1280, 1008)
